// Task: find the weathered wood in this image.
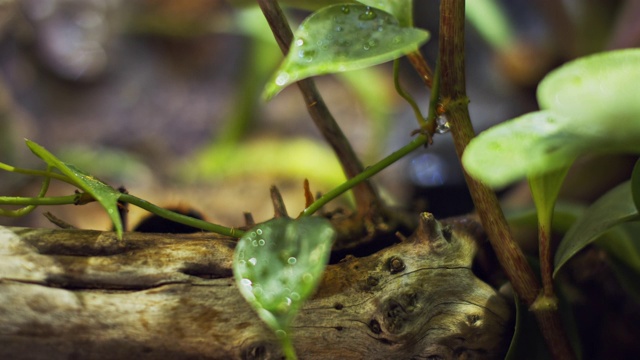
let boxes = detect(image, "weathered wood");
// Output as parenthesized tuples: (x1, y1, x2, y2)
(0, 213, 512, 359)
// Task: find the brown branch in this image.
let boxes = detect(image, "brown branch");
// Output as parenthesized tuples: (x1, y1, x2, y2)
(435, 0, 576, 359)
(256, 0, 381, 218)
(406, 51, 433, 89)
(1, 219, 512, 359)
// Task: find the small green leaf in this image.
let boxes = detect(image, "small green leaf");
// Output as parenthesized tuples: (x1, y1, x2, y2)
(357, 0, 414, 27)
(25, 140, 124, 239)
(632, 159, 640, 212)
(554, 181, 640, 277)
(264, 4, 429, 99)
(233, 216, 335, 337)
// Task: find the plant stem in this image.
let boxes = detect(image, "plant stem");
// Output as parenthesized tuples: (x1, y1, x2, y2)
(0, 194, 77, 206)
(406, 51, 433, 89)
(434, 0, 575, 358)
(119, 193, 244, 238)
(393, 59, 427, 129)
(256, 0, 381, 218)
(300, 134, 428, 217)
(0, 162, 72, 184)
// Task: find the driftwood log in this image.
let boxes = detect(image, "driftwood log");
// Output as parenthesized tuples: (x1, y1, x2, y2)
(0, 213, 512, 359)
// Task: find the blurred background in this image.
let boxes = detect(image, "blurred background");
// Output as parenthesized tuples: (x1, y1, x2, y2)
(0, 0, 637, 231)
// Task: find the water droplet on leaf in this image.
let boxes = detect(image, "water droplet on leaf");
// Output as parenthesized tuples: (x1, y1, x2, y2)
(340, 5, 350, 14)
(275, 72, 290, 86)
(288, 257, 297, 265)
(359, 7, 377, 21)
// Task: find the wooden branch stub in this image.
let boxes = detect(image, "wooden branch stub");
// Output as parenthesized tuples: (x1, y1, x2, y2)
(0, 214, 512, 359)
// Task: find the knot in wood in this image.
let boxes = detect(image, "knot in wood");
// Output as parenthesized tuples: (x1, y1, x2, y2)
(388, 256, 405, 274)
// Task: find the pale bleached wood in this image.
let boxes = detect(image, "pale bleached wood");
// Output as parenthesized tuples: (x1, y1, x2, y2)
(0, 213, 512, 359)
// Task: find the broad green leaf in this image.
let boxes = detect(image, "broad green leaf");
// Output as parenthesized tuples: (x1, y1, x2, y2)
(463, 49, 640, 188)
(463, 111, 581, 188)
(554, 181, 640, 277)
(25, 140, 124, 239)
(632, 159, 640, 212)
(357, 0, 414, 27)
(264, 4, 429, 99)
(538, 49, 640, 131)
(233, 216, 335, 337)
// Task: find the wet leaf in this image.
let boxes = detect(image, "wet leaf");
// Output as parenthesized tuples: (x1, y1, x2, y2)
(264, 4, 429, 99)
(25, 140, 124, 239)
(357, 0, 414, 26)
(233, 216, 336, 334)
(554, 181, 640, 277)
(462, 49, 640, 188)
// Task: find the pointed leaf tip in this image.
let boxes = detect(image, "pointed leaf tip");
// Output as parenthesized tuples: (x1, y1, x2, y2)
(263, 4, 429, 100)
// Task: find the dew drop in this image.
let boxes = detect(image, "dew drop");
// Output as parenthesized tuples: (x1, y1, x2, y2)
(275, 329, 287, 338)
(363, 44, 370, 51)
(295, 39, 304, 47)
(298, 49, 316, 62)
(256, 229, 263, 235)
(252, 239, 258, 247)
(302, 273, 313, 282)
(287, 257, 297, 265)
(377, 26, 384, 32)
(340, 5, 350, 14)
(248, 257, 257, 266)
(275, 72, 290, 86)
(392, 36, 402, 44)
(335, 25, 343, 32)
(290, 292, 301, 301)
(359, 7, 377, 21)
(251, 231, 256, 237)
(436, 115, 451, 134)
(258, 239, 265, 246)
(241, 278, 252, 287)
(253, 286, 264, 296)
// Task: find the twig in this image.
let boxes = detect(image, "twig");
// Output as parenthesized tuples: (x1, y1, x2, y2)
(256, 0, 381, 218)
(434, 0, 575, 358)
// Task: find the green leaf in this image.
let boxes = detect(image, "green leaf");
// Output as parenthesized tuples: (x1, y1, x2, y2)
(25, 140, 124, 239)
(538, 49, 640, 130)
(263, 4, 429, 99)
(463, 111, 581, 188)
(632, 159, 640, 212)
(233, 216, 335, 336)
(462, 49, 640, 188)
(554, 181, 640, 277)
(357, 0, 414, 27)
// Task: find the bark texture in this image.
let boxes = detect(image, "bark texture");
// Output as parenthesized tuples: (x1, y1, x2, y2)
(0, 213, 512, 359)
